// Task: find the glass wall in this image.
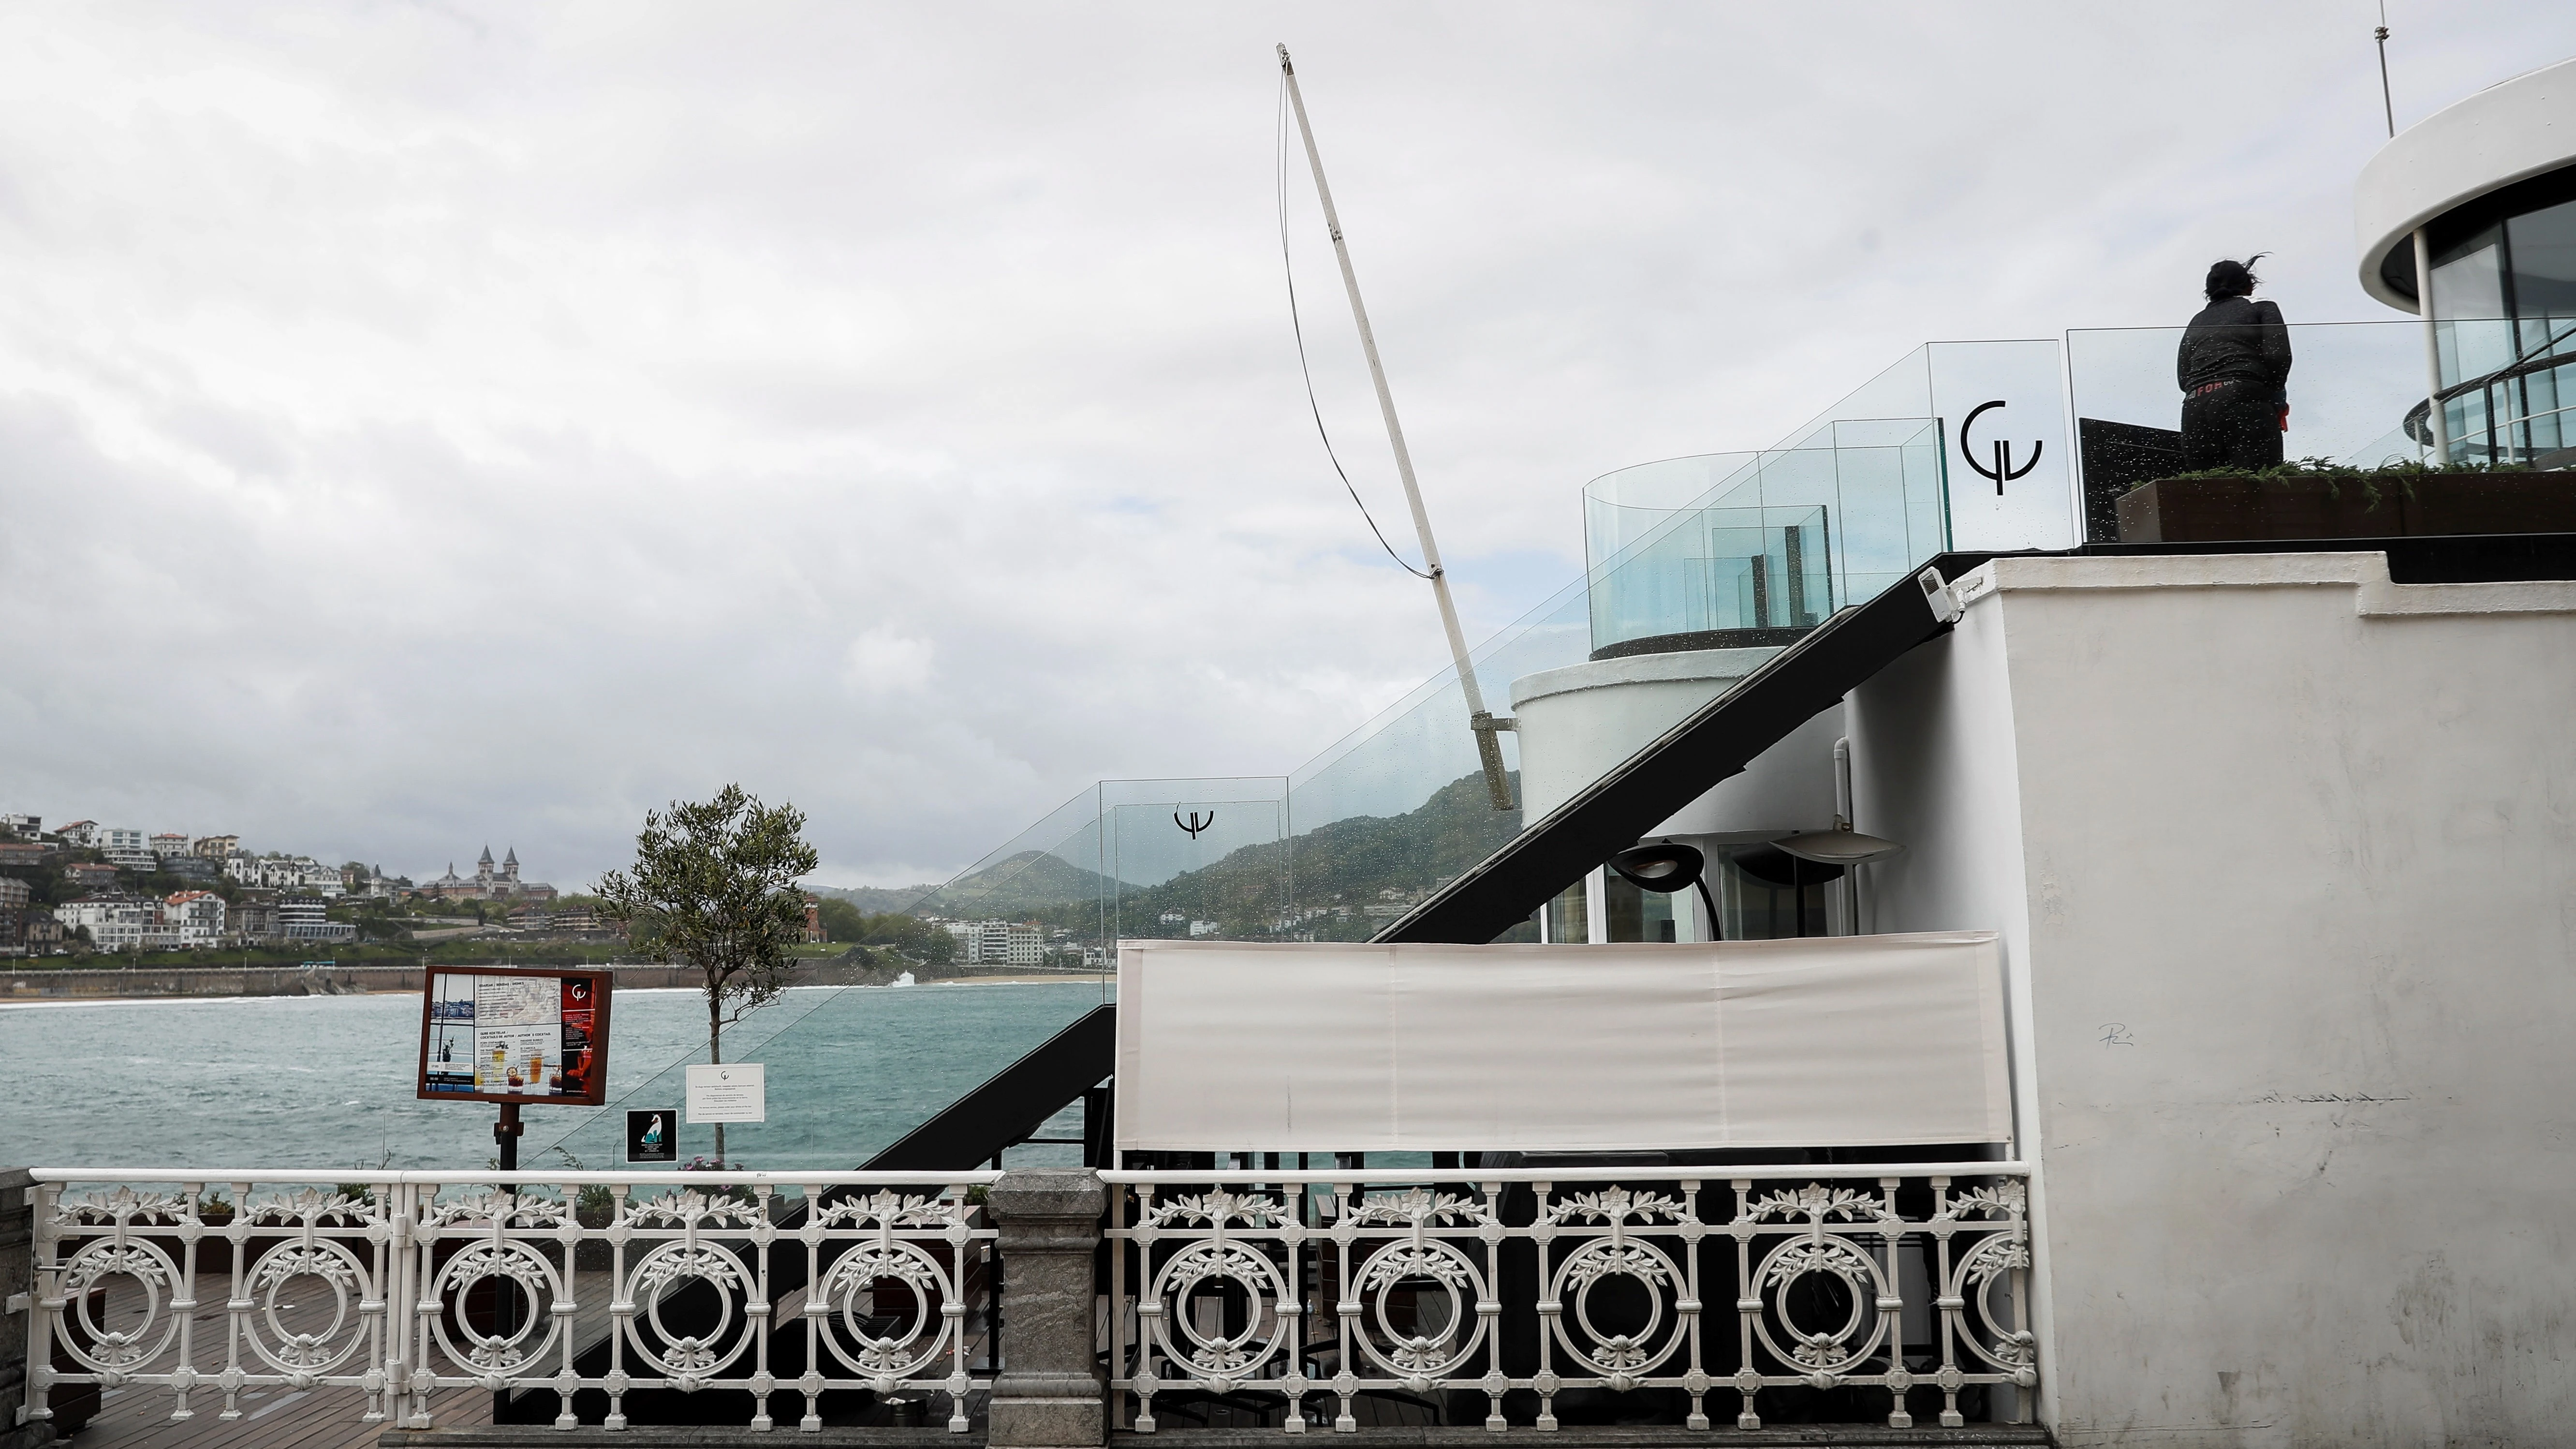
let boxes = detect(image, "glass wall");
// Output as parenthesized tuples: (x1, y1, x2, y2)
(1100, 778, 1291, 943)
(2067, 319, 2442, 479)
(544, 343, 2032, 1169)
(1581, 420, 1946, 657)
(527, 980, 1105, 1173)
(2426, 193, 2576, 464)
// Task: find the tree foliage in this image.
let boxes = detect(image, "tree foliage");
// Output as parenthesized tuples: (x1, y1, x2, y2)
(814, 897, 869, 943)
(595, 784, 819, 1161)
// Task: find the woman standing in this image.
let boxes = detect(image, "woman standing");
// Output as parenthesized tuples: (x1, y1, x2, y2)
(2177, 256, 2293, 471)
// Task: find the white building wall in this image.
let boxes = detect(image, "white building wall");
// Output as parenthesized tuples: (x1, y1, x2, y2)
(1852, 553, 2576, 1446)
(2354, 54, 2576, 310)
(57, 897, 151, 951)
(1844, 576, 2053, 1419)
(166, 893, 226, 944)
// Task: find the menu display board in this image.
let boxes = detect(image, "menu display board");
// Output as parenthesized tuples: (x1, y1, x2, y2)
(417, 966, 611, 1105)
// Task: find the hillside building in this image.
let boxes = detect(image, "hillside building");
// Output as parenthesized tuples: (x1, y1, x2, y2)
(278, 894, 354, 943)
(97, 828, 152, 871)
(162, 890, 225, 946)
(56, 895, 148, 952)
(423, 845, 557, 902)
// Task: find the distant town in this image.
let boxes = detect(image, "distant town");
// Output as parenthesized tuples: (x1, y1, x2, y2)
(0, 812, 607, 959)
(0, 811, 1120, 977)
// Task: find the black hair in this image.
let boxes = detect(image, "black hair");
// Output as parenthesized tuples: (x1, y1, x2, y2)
(2204, 254, 2267, 303)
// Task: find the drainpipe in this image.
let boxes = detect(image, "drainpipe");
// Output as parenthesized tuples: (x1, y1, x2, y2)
(2414, 227, 2451, 464)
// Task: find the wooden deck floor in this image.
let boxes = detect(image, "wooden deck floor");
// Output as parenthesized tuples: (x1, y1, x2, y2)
(56, 1259, 574, 1449)
(72, 1381, 491, 1449)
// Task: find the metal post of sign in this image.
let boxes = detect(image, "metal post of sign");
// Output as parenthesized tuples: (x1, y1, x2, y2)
(491, 1101, 524, 1352)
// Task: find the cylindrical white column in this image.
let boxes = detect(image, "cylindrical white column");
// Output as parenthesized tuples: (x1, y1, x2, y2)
(2414, 227, 2451, 464)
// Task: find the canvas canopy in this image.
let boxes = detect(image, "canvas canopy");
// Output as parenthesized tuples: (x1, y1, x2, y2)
(1115, 932, 2012, 1153)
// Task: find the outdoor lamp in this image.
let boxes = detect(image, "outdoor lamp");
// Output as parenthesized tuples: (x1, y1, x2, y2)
(1773, 828, 1903, 866)
(1773, 825, 1900, 939)
(1609, 842, 1722, 941)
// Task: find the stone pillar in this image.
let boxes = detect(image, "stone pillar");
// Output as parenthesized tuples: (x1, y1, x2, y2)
(986, 1168, 1106, 1447)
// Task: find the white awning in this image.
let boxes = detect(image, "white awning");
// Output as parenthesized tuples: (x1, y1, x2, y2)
(1115, 932, 2012, 1153)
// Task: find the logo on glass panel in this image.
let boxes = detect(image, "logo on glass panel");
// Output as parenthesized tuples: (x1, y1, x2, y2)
(1961, 398, 2044, 494)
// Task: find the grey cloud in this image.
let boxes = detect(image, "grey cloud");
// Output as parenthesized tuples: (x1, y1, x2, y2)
(0, 1, 2566, 887)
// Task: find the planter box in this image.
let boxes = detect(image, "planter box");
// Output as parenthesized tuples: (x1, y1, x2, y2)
(2117, 471, 2576, 543)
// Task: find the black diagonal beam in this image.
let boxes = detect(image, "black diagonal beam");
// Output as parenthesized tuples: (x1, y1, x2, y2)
(1374, 551, 1998, 946)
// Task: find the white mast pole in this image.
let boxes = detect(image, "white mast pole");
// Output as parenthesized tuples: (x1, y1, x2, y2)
(2381, 8, 2450, 465)
(1278, 43, 1514, 811)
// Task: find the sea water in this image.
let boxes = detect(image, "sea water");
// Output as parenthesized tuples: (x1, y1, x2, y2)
(0, 979, 1110, 1175)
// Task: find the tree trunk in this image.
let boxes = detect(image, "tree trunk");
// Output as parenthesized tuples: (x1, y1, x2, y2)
(707, 976, 725, 1166)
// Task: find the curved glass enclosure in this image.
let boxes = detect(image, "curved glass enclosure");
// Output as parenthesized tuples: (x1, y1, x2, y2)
(2424, 186, 2576, 464)
(1581, 419, 1948, 658)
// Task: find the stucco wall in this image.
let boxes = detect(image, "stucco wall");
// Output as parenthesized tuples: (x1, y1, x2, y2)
(1861, 552, 2576, 1446)
(1847, 576, 2054, 1421)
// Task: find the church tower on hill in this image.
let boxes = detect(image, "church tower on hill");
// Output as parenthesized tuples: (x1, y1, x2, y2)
(426, 844, 557, 903)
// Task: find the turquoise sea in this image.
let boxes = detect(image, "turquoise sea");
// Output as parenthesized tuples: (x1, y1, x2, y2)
(0, 980, 1110, 1175)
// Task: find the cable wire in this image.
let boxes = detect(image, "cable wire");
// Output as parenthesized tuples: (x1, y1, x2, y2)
(1277, 72, 1431, 580)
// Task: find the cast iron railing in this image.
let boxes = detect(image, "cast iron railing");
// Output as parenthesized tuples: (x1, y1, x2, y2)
(16, 1168, 997, 1434)
(1103, 1163, 2034, 1434)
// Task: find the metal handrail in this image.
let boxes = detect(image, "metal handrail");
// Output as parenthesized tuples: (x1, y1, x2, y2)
(27, 1167, 1002, 1185)
(1103, 1160, 2027, 1184)
(2405, 318, 2576, 458)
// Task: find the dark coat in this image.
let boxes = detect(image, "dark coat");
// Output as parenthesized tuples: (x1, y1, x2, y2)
(2177, 296, 2292, 392)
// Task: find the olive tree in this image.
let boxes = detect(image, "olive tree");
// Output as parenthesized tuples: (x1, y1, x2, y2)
(596, 784, 819, 1165)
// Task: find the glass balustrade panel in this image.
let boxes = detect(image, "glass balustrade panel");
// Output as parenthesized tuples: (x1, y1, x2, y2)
(1097, 777, 1291, 945)
(2068, 316, 2576, 486)
(1580, 420, 1945, 656)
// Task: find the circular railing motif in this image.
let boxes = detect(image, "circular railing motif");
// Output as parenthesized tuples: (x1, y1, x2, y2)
(1750, 1234, 1889, 1377)
(619, 1241, 756, 1383)
(818, 1240, 955, 1385)
(1350, 1237, 1489, 1381)
(1547, 1234, 1687, 1383)
(240, 1239, 372, 1377)
(55, 1238, 183, 1376)
(1143, 1237, 1293, 1386)
(429, 1240, 562, 1377)
(1947, 1230, 2036, 1379)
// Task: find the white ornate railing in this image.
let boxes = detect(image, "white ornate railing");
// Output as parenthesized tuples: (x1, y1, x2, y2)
(19, 1168, 999, 1434)
(1104, 1163, 2033, 1434)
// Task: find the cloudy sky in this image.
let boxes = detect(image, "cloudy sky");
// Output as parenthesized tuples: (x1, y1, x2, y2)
(2, 2, 2566, 889)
